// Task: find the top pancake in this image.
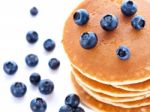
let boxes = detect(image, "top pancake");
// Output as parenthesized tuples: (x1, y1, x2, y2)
(63, 0, 150, 85)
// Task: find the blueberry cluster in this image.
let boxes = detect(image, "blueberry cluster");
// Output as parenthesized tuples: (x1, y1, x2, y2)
(3, 6, 62, 112)
(73, 0, 145, 61)
(59, 94, 85, 112)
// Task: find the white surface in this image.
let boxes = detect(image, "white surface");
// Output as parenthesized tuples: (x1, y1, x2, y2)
(0, 0, 93, 112)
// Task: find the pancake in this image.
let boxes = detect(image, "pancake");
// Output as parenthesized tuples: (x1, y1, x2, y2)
(72, 67, 150, 97)
(115, 79, 150, 92)
(77, 81, 150, 108)
(63, 0, 150, 85)
(71, 74, 150, 112)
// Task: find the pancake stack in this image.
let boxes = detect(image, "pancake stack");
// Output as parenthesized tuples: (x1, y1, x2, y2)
(63, 0, 150, 111)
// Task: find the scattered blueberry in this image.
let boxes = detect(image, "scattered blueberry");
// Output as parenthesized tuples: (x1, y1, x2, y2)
(10, 82, 27, 97)
(25, 54, 39, 67)
(43, 39, 55, 52)
(3, 61, 18, 75)
(80, 32, 97, 49)
(65, 94, 80, 108)
(100, 14, 118, 31)
(30, 73, 41, 86)
(30, 7, 38, 16)
(26, 31, 38, 44)
(121, 0, 137, 16)
(116, 45, 130, 60)
(48, 58, 60, 70)
(59, 105, 74, 112)
(30, 97, 47, 112)
(38, 79, 54, 95)
(74, 107, 85, 112)
(131, 15, 145, 30)
(73, 9, 89, 25)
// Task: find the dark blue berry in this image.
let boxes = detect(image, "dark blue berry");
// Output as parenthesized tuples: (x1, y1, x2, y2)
(131, 15, 145, 30)
(43, 39, 55, 51)
(100, 14, 118, 31)
(116, 45, 130, 60)
(59, 105, 74, 112)
(10, 82, 27, 97)
(30, 7, 38, 16)
(26, 31, 38, 44)
(30, 97, 47, 112)
(65, 94, 80, 108)
(25, 54, 39, 67)
(3, 61, 18, 75)
(74, 107, 85, 112)
(80, 32, 97, 49)
(30, 73, 41, 86)
(48, 58, 60, 70)
(38, 79, 54, 95)
(73, 9, 89, 25)
(121, 0, 137, 16)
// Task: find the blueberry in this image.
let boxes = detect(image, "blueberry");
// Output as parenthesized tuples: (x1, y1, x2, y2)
(65, 94, 80, 108)
(59, 105, 74, 112)
(48, 58, 60, 70)
(3, 61, 18, 75)
(43, 39, 55, 51)
(10, 82, 27, 97)
(131, 15, 145, 30)
(30, 73, 41, 86)
(30, 97, 47, 112)
(38, 79, 54, 95)
(80, 32, 97, 49)
(74, 107, 85, 112)
(73, 9, 89, 25)
(121, 0, 137, 16)
(100, 14, 118, 31)
(30, 7, 38, 16)
(26, 31, 38, 44)
(25, 54, 39, 67)
(116, 45, 130, 60)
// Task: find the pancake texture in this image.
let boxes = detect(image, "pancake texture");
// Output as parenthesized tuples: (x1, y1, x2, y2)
(77, 81, 150, 108)
(63, 0, 150, 85)
(71, 74, 150, 112)
(114, 80, 150, 92)
(72, 68, 150, 97)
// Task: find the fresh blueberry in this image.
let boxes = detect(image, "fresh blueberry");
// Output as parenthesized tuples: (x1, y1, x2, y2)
(43, 39, 55, 51)
(10, 82, 27, 97)
(26, 31, 38, 44)
(121, 0, 137, 16)
(80, 32, 97, 49)
(25, 54, 39, 67)
(73, 9, 89, 25)
(100, 14, 118, 31)
(30, 73, 41, 86)
(30, 97, 47, 112)
(131, 15, 145, 30)
(38, 79, 54, 95)
(116, 45, 130, 60)
(74, 107, 85, 112)
(59, 105, 74, 112)
(48, 58, 60, 70)
(30, 7, 38, 16)
(3, 61, 18, 75)
(65, 94, 80, 108)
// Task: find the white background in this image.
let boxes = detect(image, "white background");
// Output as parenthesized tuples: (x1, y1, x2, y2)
(0, 0, 93, 111)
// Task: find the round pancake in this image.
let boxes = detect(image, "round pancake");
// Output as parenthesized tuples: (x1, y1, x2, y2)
(63, 0, 150, 85)
(115, 79, 150, 92)
(72, 67, 150, 97)
(71, 74, 150, 112)
(78, 81, 150, 108)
